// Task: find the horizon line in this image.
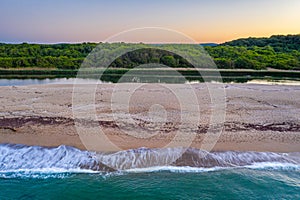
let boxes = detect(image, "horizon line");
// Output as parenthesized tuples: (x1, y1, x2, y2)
(1, 33, 299, 45)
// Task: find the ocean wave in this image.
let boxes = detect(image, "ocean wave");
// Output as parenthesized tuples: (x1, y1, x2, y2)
(0, 144, 299, 178)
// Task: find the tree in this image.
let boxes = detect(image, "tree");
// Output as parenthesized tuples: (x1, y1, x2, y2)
(160, 55, 177, 67)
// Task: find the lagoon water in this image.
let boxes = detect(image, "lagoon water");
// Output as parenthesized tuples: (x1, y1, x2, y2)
(0, 144, 299, 199)
(1, 78, 300, 87)
(0, 78, 109, 86)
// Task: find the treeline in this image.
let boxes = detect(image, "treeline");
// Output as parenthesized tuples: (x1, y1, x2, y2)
(0, 43, 209, 69)
(205, 45, 300, 70)
(0, 34, 300, 70)
(223, 35, 300, 52)
(209, 34, 300, 70)
(0, 43, 96, 69)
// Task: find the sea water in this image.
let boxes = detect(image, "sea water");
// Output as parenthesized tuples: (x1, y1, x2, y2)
(0, 144, 299, 199)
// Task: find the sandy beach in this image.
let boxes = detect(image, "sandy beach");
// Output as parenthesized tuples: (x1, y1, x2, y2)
(0, 83, 300, 152)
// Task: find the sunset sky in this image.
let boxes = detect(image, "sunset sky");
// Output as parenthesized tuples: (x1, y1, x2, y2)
(1, 0, 300, 43)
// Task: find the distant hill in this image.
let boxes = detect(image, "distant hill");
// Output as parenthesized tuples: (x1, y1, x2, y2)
(222, 34, 300, 52)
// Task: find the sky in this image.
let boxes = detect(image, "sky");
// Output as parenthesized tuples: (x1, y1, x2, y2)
(0, 0, 300, 43)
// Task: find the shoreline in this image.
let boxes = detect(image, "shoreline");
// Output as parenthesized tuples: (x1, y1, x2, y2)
(0, 83, 300, 152)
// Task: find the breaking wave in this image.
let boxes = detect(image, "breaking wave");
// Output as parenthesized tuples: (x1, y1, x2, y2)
(0, 144, 299, 178)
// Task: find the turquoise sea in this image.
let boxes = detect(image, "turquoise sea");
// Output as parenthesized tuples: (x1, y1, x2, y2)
(0, 144, 299, 199)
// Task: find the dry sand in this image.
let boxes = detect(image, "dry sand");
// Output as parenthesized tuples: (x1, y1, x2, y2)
(0, 83, 300, 152)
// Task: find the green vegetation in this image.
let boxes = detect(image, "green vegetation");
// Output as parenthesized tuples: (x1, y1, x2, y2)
(0, 34, 300, 70)
(205, 45, 300, 70)
(223, 34, 300, 52)
(206, 34, 300, 70)
(0, 43, 96, 69)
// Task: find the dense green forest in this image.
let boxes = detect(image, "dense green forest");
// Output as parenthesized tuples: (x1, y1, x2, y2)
(223, 35, 300, 52)
(0, 34, 300, 70)
(212, 34, 300, 70)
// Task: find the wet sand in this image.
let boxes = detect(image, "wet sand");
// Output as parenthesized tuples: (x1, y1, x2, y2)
(0, 83, 300, 152)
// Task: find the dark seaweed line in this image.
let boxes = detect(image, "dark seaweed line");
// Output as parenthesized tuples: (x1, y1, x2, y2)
(1, 116, 300, 133)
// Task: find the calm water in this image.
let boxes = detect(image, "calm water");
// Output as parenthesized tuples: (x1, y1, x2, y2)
(1, 78, 300, 86)
(0, 144, 299, 199)
(0, 78, 109, 86)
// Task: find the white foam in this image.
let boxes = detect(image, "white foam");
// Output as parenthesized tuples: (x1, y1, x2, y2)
(0, 168, 104, 179)
(124, 163, 300, 174)
(0, 168, 98, 174)
(0, 144, 99, 171)
(0, 163, 299, 179)
(0, 144, 299, 178)
(245, 162, 300, 170)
